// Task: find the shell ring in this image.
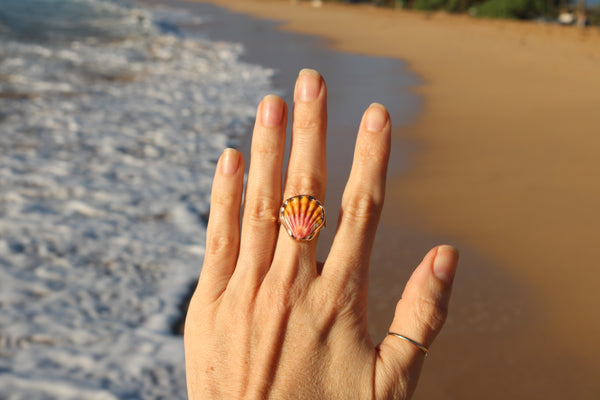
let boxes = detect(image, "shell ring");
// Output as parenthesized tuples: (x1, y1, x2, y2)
(279, 195, 326, 241)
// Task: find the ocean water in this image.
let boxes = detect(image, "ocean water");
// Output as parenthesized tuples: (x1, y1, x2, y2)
(0, 0, 273, 398)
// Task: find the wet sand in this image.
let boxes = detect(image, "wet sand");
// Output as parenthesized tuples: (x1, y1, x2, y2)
(192, 1, 600, 398)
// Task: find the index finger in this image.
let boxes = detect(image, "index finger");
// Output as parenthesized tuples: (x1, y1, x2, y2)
(322, 103, 391, 293)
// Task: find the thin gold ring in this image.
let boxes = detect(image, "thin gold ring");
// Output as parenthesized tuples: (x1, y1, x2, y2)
(387, 332, 429, 356)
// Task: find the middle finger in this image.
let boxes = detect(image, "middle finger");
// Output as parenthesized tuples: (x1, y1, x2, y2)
(235, 95, 287, 284)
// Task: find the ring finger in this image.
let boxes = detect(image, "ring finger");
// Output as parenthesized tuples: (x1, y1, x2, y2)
(271, 69, 328, 281)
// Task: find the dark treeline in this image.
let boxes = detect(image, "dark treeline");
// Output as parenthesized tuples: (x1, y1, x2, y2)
(328, 0, 600, 24)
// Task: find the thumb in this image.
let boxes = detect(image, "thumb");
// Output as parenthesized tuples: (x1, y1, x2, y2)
(375, 245, 458, 399)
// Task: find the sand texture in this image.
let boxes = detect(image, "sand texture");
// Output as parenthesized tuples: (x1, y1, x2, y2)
(194, 1, 600, 398)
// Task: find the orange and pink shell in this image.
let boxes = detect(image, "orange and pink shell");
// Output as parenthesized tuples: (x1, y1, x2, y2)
(279, 195, 326, 241)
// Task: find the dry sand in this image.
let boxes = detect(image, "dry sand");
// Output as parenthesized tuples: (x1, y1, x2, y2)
(194, 1, 600, 398)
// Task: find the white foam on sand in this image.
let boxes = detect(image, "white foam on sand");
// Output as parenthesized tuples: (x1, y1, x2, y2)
(0, 1, 273, 398)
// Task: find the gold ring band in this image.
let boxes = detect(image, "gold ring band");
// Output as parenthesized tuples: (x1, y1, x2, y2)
(387, 332, 429, 356)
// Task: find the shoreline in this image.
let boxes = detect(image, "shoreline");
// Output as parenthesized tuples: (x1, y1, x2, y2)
(191, 1, 600, 398)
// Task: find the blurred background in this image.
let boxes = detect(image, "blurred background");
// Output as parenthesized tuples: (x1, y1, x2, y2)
(1, 0, 599, 398)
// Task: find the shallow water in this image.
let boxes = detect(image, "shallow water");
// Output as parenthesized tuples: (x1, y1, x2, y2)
(0, 1, 272, 398)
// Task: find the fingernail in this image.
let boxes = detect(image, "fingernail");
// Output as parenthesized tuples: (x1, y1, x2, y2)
(365, 103, 388, 132)
(220, 148, 240, 176)
(433, 245, 459, 284)
(261, 95, 284, 127)
(296, 69, 321, 101)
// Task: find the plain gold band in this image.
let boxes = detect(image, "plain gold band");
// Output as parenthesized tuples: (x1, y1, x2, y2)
(387, 332, 429, 356)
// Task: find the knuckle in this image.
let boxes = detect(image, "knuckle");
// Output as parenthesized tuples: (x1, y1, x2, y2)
(310, 282, 359, 330)
(252, 137, 281, 160)
(285, 173, 323, 198)
(293, 116, 322, 134)
(309, 288, 338, 327)
(205, 233, 237, 259)
(229, 300, 254, 327)
(212, 191, 237, 208)
(259, 280, 292, 317)
(244, 196, 278, 224)
(342, 191, 382, 222)
(356, 139, 386, 166)
(414, 295, 448, 333)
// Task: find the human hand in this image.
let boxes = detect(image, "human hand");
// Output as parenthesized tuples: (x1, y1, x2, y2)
(184, 69, 458, 399)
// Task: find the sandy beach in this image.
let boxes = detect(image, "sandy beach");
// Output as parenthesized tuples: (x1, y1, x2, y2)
(192, 1, 600, 398)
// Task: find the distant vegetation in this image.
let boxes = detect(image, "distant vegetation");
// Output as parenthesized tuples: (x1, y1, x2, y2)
(468, 0, 544, 19)
(323, 0, 596, 23)
(589, 5, 600, 23)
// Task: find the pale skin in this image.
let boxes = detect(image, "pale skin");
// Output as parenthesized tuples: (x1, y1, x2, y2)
(184, 69, 459, 399)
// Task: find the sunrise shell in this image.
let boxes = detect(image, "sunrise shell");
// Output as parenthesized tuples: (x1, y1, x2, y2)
(279, 195, 326, 241)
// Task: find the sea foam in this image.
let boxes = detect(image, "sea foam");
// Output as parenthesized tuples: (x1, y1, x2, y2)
(0, 0, 273, 398)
